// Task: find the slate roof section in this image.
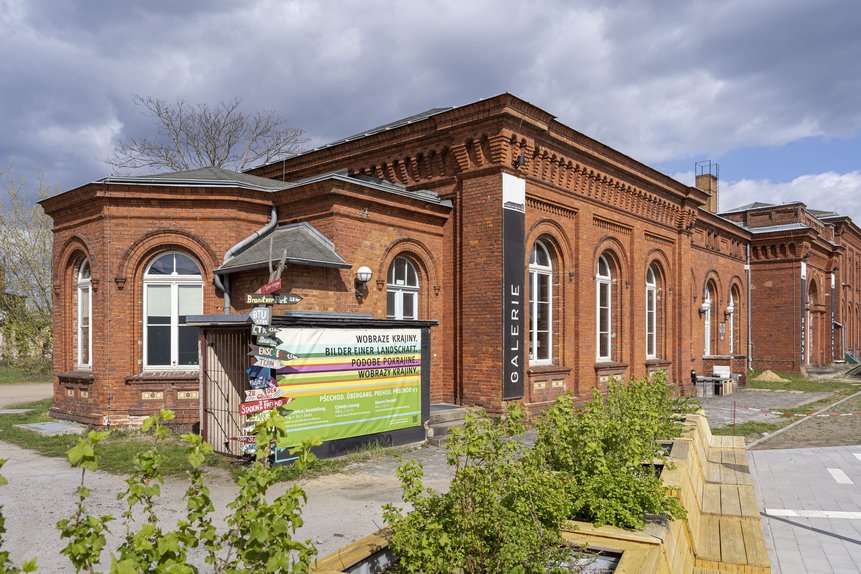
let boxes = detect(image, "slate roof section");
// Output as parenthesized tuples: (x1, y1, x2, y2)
(294, 107, 453, 156)
(100, 166, 289, 192)
(745, 223, 810, 234)
(216, 222, 350, 273)
(720, 201, 777, 214)
(99, 167, 451, 207)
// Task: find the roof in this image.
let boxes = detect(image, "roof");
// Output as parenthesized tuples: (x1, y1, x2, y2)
(745, 223, 810, 234)
(720, 201, 777, 214)
(97, 166, 451, 207)
(808, 208, 839, 218)
(216, 222, 350, 273)
(100, 166, 288, 192)
(293, 107, 453, 156)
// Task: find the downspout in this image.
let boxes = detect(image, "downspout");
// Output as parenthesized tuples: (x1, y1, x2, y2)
(746, 243, 752, 372)
(213, 206, 277, 312)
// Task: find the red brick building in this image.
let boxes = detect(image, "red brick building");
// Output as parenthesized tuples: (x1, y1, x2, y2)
(42, 93, 752, 427)
(722, 202, 861, 372)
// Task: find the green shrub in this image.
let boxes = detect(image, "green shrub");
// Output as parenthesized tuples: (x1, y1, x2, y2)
(383, 405, 584, 574)
(533, 372, 695, 529)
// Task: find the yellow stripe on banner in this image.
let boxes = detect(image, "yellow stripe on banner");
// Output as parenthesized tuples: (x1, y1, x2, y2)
(280, 379, 420, 397)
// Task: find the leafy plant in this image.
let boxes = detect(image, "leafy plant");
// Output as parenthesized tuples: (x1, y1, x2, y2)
(383, 405, 584, 574)
(533, 372, 694, 529)
(46, 407, 318, 573)
(0, 459, 38, 573)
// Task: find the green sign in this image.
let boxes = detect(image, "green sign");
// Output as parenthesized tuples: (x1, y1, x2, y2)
(272, 327, 422, 444)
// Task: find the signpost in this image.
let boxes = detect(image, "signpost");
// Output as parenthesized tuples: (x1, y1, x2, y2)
(250, 306, 272, 326)
(244, 387, 284, 400)
(241, 266, 303, 456)
(248, 344, 296, 360)
(255, 278, 282, 295)
(252, 356, 286, 369)
(239, 397, 291, 416)
(251, 325, 279, 336)
(256, 334, 283, 347)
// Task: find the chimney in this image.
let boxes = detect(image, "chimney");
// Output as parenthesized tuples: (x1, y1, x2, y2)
(695, 160, 719, 213)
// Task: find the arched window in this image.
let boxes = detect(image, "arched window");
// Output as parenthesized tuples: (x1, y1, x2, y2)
(646, 264, 658, 359)
(77, 259, 92, 368)
(703, 283, 714, 355)
(727, 288, 738, 355)
(596, 255, 613, 361)
(386, 256, 419, 320)
(143, 252, 203, 368)
(529, 240, 553, 364)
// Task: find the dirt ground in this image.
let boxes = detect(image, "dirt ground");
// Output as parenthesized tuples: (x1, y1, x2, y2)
(753, 392, 861, 450)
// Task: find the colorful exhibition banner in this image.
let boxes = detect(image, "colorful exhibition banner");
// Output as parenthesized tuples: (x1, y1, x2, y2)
(502, 173, 525, 399)
(271, 327, 422, 444)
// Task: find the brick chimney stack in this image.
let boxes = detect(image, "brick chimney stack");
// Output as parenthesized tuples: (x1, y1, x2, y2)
(695, 161, 719, 213)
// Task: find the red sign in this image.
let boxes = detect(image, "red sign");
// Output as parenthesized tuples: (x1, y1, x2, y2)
(255, 278, 282, 295)
(238, 397, 292, 416)
(248, 344, 297, 361)
(229, 435, 256, 444)
(244, 387, 284, 400)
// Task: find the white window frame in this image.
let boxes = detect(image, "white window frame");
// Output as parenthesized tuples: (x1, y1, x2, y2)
(596, 255, 612, 362)
(386, 256, 419, 320)
(143, 252, 203, 369)
(529, 241, 553, 365)
(728, 290, 735, 355)
(646, 265, 657, 360)
(704, 286, 713, 356)
(77, 259, 92, 369)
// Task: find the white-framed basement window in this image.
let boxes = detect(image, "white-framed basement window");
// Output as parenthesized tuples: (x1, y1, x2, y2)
(596, 255, 612, 361)
(77, 259, 92, 369)
(143, 252, 203, 368)
(386, 256, 419, 320)
(529, 240, 553, 364)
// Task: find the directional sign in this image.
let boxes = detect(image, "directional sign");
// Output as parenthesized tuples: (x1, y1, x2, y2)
(244, 386, 284, 400)
(256, 334, 283, 348)
(229, 435, 256, 444)
(255, 278, 282, 295)
(246, 293, 304, 305)
(239, 397, 292, 416)
(251, 325, 279, 336)
(247, 294, 276, 305)
(274, 294, 303, 305)
(249, 306, 271, 326)
(248, 344, 297, 361)
(252, 356, 285, 369)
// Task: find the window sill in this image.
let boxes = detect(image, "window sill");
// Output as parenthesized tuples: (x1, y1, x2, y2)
(126, 371, 199, 385)
(594, 361, 628, 373)
(59, 370, 95, 384)
(528, 364, 572, 376)
(645, 358, 672, 368)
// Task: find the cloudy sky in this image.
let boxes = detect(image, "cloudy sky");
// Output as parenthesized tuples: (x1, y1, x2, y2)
(2, 0, 860, 220)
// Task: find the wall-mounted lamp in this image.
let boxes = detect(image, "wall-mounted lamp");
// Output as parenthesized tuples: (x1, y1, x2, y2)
(725, 303, 735, 316)
(355, 266, 373, 292)
(513, 154, 526, 168)
(687, 220, 697, 231)
(699, 301, 711, 314)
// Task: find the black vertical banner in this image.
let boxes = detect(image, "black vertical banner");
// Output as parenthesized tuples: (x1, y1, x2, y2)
(502, 174, 526, 400)
(800, 262, 807, 366)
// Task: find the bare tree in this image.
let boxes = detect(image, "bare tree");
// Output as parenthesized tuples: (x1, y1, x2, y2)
(107, 96, 308, 173)
(0, 168, 53, 363)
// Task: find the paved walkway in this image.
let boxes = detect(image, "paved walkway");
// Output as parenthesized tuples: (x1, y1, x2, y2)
(699, 388, 831, 428)
(0, 383, 52, 408)
(751, 446, 861, 574)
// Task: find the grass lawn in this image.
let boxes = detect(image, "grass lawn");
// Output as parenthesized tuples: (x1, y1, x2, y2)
(711, 371, 861, 442)
(0, 399, 415, 479)
(0, 366, 51, 385)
